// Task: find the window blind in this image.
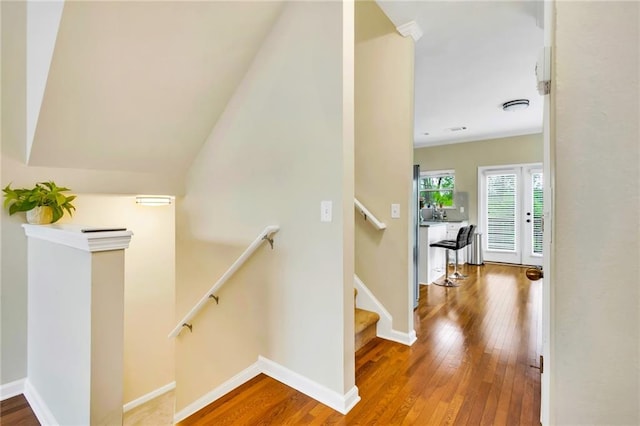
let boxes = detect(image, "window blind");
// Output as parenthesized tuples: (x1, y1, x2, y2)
(487, 174, 517, 251)
(532, 172, 544, 255)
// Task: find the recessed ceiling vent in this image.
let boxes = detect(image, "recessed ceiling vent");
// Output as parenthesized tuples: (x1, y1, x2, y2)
(502, 99, 530, 111)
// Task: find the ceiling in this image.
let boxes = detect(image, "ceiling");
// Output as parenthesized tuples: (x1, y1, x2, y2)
(28, 1, 284, 173)
(377, 1, 544, 147)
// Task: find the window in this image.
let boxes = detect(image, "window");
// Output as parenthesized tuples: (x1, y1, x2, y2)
(420, 170, 455, 208)
(532, 172, 543, 255)
(486, 173, 517, 251)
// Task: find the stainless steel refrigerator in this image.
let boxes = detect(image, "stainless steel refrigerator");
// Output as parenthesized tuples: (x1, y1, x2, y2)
(412, 164, 420, 308)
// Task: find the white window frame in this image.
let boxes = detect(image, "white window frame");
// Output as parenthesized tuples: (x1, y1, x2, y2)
(419, 169, 456, 209)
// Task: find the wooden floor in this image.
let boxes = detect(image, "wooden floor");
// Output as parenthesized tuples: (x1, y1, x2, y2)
(0, 394, 40, 426)
(181, 263, 541, 425)
(0, 263, 540, 426)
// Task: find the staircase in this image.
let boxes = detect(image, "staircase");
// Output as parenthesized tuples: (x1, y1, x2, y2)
(354, 289, 380, 351)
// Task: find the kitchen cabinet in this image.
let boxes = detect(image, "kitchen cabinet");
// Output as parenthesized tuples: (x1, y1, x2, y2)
(419, 223, 447, 284)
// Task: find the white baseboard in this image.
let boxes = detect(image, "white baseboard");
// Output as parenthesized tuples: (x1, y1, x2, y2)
(123, 381, 176, 413)
(379, 329, 417, 346)
(173, 363, 262, 424)
(258, 356, 360, 415)
(0, 378, 25, 401)
(24, 379, 59, 426)
(354, 274, 416, 347)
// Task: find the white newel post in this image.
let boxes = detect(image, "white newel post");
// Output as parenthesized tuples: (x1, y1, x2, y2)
(22, 224, 133, 426)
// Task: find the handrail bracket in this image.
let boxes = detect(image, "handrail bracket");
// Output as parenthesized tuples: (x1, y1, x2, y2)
(262, 234, 274, 249)
(354, 198, 386, 230)
(168, 225, 280, 339)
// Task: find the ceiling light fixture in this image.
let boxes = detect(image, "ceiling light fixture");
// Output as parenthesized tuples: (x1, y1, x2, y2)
(136, 196, 173, 206)
(502, 99, 530, 111)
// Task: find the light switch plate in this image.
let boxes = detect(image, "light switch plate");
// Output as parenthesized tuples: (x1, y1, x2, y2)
(320, 201, 332, 222)
(391, 203, 400, 219)
(460, 207, 465, 213)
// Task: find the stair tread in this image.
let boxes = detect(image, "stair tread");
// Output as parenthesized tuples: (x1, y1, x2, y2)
(355, 308, 380, 334)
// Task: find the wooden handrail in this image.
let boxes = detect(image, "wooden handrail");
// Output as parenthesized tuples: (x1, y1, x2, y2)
(168, 225, 280, 338)
(354, 198, 386, 230)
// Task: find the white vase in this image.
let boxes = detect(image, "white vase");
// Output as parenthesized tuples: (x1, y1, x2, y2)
(26, 206, 54, 225)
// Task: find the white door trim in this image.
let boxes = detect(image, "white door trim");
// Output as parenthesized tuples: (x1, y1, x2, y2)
(478, 163, 543, 265)
(522, 166, 544, 267)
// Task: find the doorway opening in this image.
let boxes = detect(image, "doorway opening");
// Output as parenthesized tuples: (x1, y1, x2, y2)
(478, 163, 543, 266)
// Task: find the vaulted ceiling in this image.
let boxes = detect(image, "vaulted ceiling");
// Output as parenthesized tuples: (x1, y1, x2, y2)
(27, 0, 543, 174)
(28, 1, 284, 174)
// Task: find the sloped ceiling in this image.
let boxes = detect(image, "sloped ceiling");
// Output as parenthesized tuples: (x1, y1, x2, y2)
(28, 1, 284, 173)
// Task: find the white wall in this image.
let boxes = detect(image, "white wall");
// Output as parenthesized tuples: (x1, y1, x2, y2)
(26, 0, 63, 161)
(552, 2, 639, 424)
(176, 1, 353, 411)
(1, 1, 181, 387)
(62, 195, 175, 404)
(354, 0, 415, 336)
(414, 134, 543, 225)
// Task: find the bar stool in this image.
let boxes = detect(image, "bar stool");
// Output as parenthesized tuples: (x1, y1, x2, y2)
(451, 224, 475, 280)
(430, 226, 470, 287)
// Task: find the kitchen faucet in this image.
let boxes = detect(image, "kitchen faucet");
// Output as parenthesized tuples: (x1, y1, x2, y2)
(432, 204, 440, 220)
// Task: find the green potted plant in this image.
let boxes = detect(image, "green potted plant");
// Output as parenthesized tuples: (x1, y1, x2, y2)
(2, 181, 76, 224)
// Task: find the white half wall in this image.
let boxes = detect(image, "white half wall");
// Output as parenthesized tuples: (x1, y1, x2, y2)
(60, 195, 176, 405)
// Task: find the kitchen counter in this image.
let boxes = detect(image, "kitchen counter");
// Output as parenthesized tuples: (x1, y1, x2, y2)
(420, 220, 463, 227)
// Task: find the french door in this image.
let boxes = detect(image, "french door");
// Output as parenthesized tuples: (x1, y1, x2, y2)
(479, 164, 543, 266)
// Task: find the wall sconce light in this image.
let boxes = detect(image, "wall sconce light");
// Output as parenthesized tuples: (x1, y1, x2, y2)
(135, 196, 173, 206)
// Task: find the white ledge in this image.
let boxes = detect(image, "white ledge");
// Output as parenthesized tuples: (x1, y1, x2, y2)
(23, 224, 133, 252)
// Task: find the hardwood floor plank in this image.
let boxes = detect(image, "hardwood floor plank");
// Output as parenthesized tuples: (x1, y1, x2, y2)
(0, 395, 40, 426)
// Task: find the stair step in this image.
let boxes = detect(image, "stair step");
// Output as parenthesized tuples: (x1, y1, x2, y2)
(355, 308, 380, 351)
(355, 308, 379, 334)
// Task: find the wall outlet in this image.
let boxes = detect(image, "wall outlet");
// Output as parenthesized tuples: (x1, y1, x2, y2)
(391, 203, 400, 219)
(460, 207, 465, 213)
(320, 201, 332, 222)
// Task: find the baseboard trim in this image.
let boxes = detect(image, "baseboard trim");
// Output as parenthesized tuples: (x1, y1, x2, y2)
(24, 379, 59, 426)
(173, 363, 262, 424)
(378, 329, 417, 346)
(0, 378, 25, 401)
(354, 274, 417, 347)
(123, 381, 176, 413)
(258, 356, 360, 415)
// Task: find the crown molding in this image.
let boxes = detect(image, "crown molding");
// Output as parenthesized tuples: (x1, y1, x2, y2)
(396, 21, 423, 42)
